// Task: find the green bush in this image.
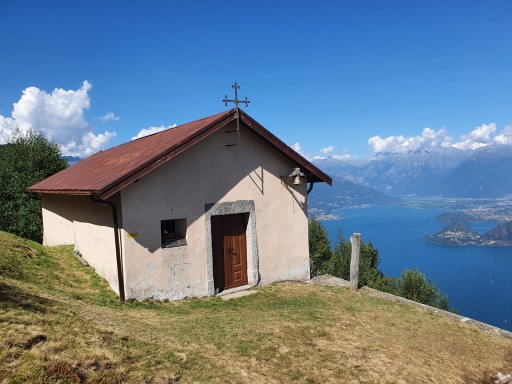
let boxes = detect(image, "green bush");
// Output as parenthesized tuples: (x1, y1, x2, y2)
(308, 219, 332, 277)
(0, 131, 67, 242)
(324, 235, 387, 290)
(398, 269, 449, 310)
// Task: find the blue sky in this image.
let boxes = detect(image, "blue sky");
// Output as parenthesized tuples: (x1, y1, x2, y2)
(0, 1, 511, 158)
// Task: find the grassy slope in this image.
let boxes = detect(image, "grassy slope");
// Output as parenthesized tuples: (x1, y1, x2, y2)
(1, 231, 511, 383)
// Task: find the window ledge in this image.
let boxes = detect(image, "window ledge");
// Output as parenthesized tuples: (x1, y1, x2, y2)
(163, 239, 187, 248)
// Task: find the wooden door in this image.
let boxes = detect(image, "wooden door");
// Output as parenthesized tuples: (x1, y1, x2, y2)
(211, 213, 248, 292)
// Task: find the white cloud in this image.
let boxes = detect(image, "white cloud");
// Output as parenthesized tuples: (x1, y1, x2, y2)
(131, 123, 177, 140)
(368, 122, 512, 153)
(368, 127, 451, 153)
(452, 123, 496, 150)
(494, 125, 512, 145)
(290, 141, 314, 160)
(293, 141, 355, 161)
(0, 115, 18, 144)
(0, 81, 116, 157)
(331, 153, 354, 160)
(60, 131, 117, 157)
(320, 145, 335, 154)
(98, 112, 120, 123)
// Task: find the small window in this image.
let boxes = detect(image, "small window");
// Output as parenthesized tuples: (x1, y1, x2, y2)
(161, 219, 187, 248)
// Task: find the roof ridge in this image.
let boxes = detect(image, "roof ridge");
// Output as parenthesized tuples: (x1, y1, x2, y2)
(93, 109, 236, 156)
(91, 108, 235, 154)
(130, 109, 235, 143)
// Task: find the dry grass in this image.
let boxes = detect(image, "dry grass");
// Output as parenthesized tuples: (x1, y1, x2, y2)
(1, 230, 512, 383)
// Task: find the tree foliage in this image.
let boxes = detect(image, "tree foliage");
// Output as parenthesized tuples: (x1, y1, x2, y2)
(308, 219, 332, 277)
(0, 131, 68, 242)
(323, 235, 387, 290)
(399, 269, 449, 310)
(308, 219, 452, 311)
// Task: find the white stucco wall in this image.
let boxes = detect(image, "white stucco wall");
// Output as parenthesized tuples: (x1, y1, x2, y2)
(41, 194, 123, 295)
(120, 122, 310, 300)
(41, 194, 76, 246)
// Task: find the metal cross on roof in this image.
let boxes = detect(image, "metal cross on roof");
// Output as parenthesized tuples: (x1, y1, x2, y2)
(223, 82, 250, 109)
(222, 82, 251, 148)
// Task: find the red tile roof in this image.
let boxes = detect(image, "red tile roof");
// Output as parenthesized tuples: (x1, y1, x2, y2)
(28, 109, 332, 199)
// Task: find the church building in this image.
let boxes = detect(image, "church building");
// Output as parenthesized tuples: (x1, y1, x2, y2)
(28, 107, 331, 301)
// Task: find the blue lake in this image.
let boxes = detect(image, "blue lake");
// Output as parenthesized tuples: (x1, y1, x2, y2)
(321, 206, 512, 331)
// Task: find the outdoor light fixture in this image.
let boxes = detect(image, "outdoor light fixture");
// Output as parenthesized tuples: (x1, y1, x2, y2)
(287, 167, 305, 185)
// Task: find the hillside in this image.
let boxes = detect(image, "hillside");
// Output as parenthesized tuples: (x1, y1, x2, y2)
(435, 145, 512, 198)
(308, 176, 400, 217)
(485, 221, 512, 242)
(424, 222, 493, 247)
(1, 231, 512, 383)
(425, 220, 512, 247)
(63, 155, 82, 165)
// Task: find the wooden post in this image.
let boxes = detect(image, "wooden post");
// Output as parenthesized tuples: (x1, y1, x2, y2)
(350, 233, 361, 291)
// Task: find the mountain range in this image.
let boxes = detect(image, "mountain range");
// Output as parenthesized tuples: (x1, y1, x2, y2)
(313, 144, 512, 199)
(63, 156, 82, 165)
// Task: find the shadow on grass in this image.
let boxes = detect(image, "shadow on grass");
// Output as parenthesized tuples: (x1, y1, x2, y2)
(0, 281, 55, 313)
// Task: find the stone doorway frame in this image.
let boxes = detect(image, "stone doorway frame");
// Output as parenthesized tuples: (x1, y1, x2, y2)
(205, 200, 259, 296)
